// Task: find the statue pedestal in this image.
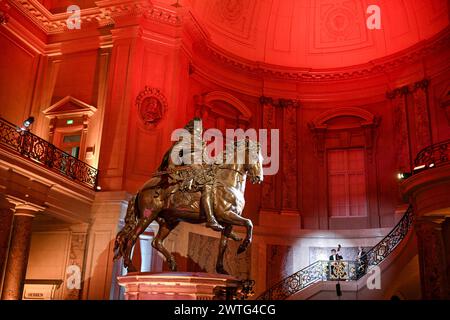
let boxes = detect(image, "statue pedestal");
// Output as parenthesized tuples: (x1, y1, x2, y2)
(117, 272, 241, 300)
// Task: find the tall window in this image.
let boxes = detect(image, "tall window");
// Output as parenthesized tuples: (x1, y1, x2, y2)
(327, 148, 367, 217)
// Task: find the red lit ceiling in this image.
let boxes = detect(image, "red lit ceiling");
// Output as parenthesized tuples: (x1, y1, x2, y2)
(185, 0, 449, 68)
(36, 0, 449, 69)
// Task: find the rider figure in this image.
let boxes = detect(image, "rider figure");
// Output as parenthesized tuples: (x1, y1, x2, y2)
(158, 118, 224, 232)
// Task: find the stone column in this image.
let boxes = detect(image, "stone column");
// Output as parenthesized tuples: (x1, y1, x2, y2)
(0, 203, 14, 292)
(1, 201, 44, 300)
(415, 216, 450, 299)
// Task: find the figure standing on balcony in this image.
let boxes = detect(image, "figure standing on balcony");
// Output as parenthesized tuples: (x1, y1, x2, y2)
(328, 245, 343, 280)
(329, 244, 343, 261)
(356, 246, 367, 277)
(16, 116, 35, 155)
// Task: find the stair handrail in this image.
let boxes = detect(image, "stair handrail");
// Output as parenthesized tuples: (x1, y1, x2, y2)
(256, 206, 414, 300)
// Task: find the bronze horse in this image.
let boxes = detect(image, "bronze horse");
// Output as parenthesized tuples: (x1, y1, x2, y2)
(114, 139, 263, 274)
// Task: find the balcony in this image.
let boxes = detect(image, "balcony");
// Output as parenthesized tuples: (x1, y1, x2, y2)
(402, 139, 450, 217)
(413, 138, 450, 172)
(0, 117, 98, 190)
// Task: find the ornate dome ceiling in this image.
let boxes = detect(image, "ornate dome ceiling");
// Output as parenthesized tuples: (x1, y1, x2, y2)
(35, 0, 449, 69)
(185, 0, 448, 69)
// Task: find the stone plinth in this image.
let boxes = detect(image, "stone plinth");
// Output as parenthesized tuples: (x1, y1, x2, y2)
(117, 272, 241, 300)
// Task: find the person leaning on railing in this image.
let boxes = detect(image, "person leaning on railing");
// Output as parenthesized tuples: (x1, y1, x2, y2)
(356, 246, 367, 278)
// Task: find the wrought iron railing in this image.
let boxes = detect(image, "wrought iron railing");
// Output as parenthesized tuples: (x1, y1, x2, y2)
(414, 139, 450, 171)
(256, 260, 362, 300)
(361, 206, 413, 268)
(256, 206, 414, 300)
(0, 117, 98, 189)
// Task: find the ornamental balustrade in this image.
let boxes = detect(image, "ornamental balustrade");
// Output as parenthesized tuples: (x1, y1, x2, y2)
(257, 206, 414, 300)
(414, 139, 450, 171)
(0, 117, 98, 189)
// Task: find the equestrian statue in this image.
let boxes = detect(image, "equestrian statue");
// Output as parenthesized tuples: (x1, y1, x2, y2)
(114, 118, 264, 274)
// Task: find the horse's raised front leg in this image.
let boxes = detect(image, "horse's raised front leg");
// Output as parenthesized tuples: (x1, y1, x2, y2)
(216, 225, 232, 274)
(152, 219, 179, 271)
(219, 212, 253, 255)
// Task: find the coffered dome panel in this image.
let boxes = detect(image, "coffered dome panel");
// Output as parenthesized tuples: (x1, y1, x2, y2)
(185, 0, 449, 68)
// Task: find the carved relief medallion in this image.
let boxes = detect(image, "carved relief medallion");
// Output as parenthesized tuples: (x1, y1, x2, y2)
(135, 86, 168, 129)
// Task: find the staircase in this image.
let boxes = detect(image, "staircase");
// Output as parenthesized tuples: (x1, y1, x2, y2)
(256, 206, 414, 300)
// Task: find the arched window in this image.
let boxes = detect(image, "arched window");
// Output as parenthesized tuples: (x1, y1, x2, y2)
(309, 107, 380, 227)
(194, 91, 252, 134)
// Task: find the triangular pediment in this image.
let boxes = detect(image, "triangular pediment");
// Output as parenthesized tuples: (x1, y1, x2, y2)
(43, 96, 96, 118)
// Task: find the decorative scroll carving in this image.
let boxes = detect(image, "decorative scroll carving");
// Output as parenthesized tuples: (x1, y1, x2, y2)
(135, 86, 168, 129)
(387, 86, 410, 172)
(411, 79, 432, 153)
(415, 217, 450, 299)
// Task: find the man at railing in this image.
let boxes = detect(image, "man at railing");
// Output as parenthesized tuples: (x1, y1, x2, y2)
(15, 116, 34, 132)
(16, 117, 34, 156)
(328, 245, 343, 280)
(329, 245, 343, 261)
(356, 246, 367, 278)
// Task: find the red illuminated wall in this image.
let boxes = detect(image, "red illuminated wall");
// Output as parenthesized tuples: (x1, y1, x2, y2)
(0, 0, 449, 231)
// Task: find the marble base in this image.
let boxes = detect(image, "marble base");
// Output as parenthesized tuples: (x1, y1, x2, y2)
(117, 272, 241, 300)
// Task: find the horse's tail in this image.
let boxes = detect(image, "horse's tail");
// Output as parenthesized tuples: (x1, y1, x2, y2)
(113, 194, 139, 261)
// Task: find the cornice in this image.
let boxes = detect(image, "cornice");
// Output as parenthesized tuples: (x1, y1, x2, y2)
(7, 0, 150, 34)
(5, 1, 450, 84)
(143, 4, 181, 26)
(194, 27, 450, 83)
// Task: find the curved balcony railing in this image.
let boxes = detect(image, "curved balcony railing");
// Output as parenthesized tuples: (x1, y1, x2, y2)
(414, 139, 450, 171)
(256, 206, 414, 300)
(0, 117, 98, 189)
